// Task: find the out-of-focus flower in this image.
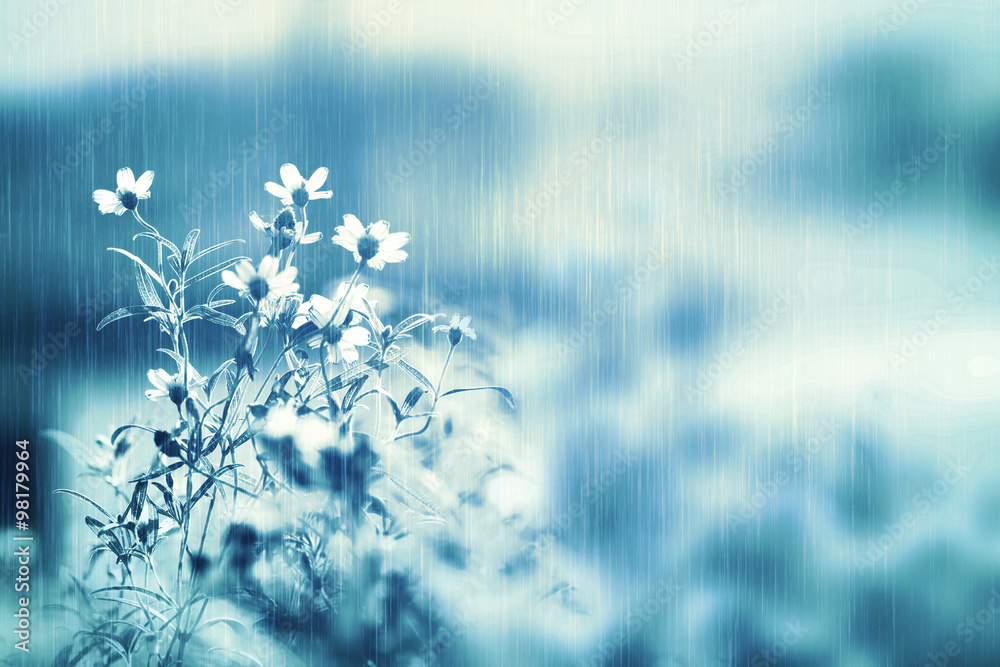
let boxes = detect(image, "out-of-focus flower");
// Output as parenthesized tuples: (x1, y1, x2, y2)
(93, 167, 154, 215)
(434, 313, 477, 346)
(222, 256, 299, 303)
(331, 215, 410, 270)
(145, 366, 207, 405)
(258, 405, 339, 487)
(264, 163, 332, 207)
(250, 208, 322, 254)
(293, 285, 371, 364)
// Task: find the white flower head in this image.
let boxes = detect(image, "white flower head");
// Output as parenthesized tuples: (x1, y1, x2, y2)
(250, 208, 322, 252)
(331, 215, 410, 270)
(264, 163, 332, 207)
(145, 366, 207, 405)
(222, 256, 299, 303)
(293, 287, 371, 364)
(434, 313, 477, 346)
(93, 167, 154, 216)
(293, 283, 371, 330)
(259, 406, 334, 484)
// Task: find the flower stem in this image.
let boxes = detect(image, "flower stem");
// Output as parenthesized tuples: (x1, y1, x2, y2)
(392, 343, 455, 442)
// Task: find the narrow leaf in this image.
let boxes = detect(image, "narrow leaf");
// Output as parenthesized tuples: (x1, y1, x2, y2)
(181, 228, 200, 264)
(191, 239, 245, 264)
(184, 256, 251, 287)
(97, 305, 171, 332)
(54, 489, 115, 521)
(134, 264, 164, 309)
(439, 386, 517, 409)
(108, 247, 167, 288)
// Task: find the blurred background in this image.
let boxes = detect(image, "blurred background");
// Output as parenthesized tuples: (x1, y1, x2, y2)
(3, 0, 1000, 664)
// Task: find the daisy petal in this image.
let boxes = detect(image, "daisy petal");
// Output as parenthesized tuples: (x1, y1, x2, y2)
(221, 271, 245, 290)
(249, 211, 269, 232)
(134, 171, 154, 197)
(259, 255, 279, 279)
(117, 167, 135, 192)
(338, 342, 360, 365)
(300, 232, 323, 244)
(379, 232, 411, 252)
(460, 316, 472, 329)
(341, 326, 371, 346)
(93, 189, 119, 204)
(368, 221, 390, 241)
(306, 167, 329, 191)
(343, 214, 365, 238)
(265, 182, 293, 202)
(280, 163, 304, 191)
(309, 190, 333, 200)
(333, 234, 359, 253)
(377, 249, 408, 264)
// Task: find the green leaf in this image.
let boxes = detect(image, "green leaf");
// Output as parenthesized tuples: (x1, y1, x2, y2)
(108, 247, 167, 289)
(207, 359, 236, 400)
(134, 264, 164, 309)
(392, 313, 440, 337)
(326, 347, 408, 393)
(182, 305, 246, 334)
(394, 358, 435, 394)
(126, 481, 148, 522)
(90, 597, 169, 623)
(181, 228, 200, 265)
(439, 386, 517, 409)
(54, 489, 116, 522)
(129, 461, 185, 484)
(110, 424, 159, 446)
(91, 585, 174, 608)
(343, 375, 369, 411)
(401, 387, 425, 415)
(97, 305, 171, 332)
(192, 616, 248, 637)
(191, 239, 245, 265)
(184, 256, 251, 287)
(373, 386, 402, 425)
(132, 231, 181, 259)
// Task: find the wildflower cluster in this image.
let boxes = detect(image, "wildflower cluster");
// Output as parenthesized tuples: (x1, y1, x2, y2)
(51, 162, 528, 666)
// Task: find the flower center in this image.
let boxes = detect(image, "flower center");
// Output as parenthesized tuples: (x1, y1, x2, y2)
(291, 185, 310, 208)
(325, 326, 343, 346)
(121, 191, 138, 210)
(168, 383, 187, 406)
(449, 327, 464, 346)
(357, 234, 380, 261)
(274, 207, 296, 231)
(248, 277, 270, 302)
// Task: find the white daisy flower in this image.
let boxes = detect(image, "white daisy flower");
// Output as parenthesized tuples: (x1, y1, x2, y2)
(293, 282, 373, 329)
(250, 208, 322, 253)
(93, 167, 155, 215)
(434, 313, 477, 346)
(221, 256, 300, 303)
(259, 405, 335, 486)
(264, 163, 332, 207)
(294, 289, 371, 364)
(145, 367, 207, 405)
(331, 215, 410, 270)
